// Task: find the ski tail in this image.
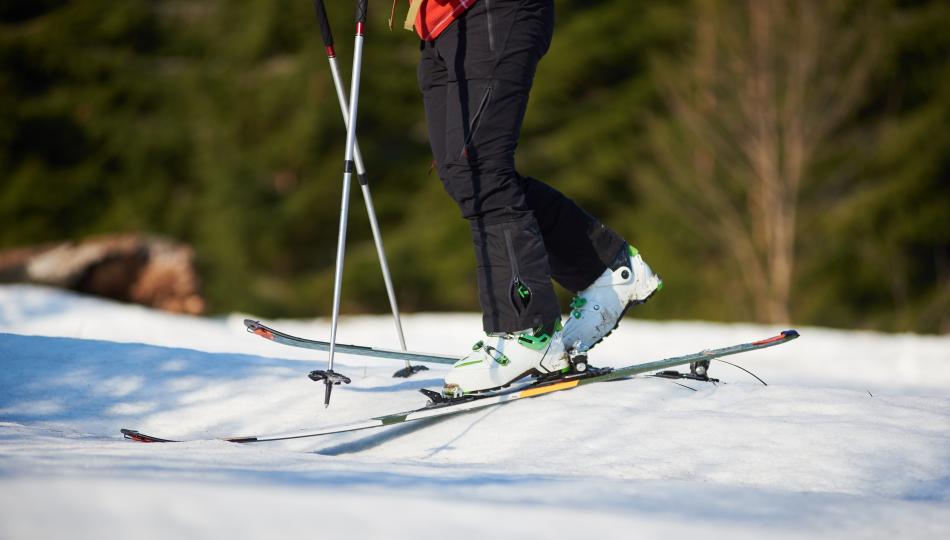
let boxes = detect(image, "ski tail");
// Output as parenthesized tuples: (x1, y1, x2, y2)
(121, 428, 260, 444)
(121, 429, 177, 443)
(244, 319, 459, 365)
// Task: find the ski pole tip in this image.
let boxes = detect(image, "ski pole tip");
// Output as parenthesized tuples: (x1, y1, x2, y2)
(323, 380, 333, 407)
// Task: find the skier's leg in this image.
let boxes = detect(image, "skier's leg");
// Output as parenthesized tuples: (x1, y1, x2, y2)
(417, 0, 623, 298)
(419, 0, 572, 394)
(521, 176, 627, 293)
(421, 0, 662, 361)
(521, 176, 662, 354)
(427, 0, 560, 334)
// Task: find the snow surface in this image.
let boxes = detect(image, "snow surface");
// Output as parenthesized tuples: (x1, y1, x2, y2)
(1, 284, 949, 539)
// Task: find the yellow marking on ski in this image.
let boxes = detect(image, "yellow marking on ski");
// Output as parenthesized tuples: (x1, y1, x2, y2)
(519, 379, 579, 398)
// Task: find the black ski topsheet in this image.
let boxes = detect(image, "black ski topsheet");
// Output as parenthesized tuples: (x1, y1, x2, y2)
(121, 330, 799, 444)
(244, 319, 458, 365)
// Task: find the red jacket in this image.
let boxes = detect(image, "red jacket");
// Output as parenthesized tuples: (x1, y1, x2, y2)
(414, 0, 478, 41)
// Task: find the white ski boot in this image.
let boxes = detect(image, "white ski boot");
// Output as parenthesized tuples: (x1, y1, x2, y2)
(561, 245, 662, 353)
(442, 323, 570, 397)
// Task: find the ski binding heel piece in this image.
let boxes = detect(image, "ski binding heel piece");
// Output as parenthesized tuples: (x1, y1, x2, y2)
(654, 370, 718, 383)
(570, 353, 589, 373)
(690, 360, 711, 378)
(419, 388, 447, 404)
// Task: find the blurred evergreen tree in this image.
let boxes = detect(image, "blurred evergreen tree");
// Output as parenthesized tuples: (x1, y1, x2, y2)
(801, 0, 950, 332)
(0, 1, 187, 243)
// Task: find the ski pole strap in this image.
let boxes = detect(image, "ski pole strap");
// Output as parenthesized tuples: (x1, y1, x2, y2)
(387, 0, 424, 33)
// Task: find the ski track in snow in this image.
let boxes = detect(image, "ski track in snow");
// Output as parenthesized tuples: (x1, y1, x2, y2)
(1, 284, 949, 539)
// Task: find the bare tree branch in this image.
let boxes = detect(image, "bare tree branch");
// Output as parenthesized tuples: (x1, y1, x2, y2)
(644, 0, 884, 322)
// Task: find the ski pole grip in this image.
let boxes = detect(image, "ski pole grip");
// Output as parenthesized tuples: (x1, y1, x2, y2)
(312, 0, 334, 47)
(355, 0, 368, 27)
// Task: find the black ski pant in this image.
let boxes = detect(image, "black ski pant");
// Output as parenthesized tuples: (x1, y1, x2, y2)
(418, 0, 625, 333)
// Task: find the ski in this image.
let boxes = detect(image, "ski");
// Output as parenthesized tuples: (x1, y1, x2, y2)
(244, 319, 458, 365)
(121, 329, 799, 444)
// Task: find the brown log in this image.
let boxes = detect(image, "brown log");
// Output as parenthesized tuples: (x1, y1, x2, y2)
(0, 234, 205, 314)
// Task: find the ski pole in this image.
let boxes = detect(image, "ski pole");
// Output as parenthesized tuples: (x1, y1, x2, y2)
(320, 0, 368, 408)
(311, 0, 425, 379)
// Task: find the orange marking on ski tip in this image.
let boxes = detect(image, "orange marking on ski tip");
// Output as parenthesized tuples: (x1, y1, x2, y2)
(520, 379, 580, 398)
(254, 328, 274, 340)
(752, 334, 784, 346)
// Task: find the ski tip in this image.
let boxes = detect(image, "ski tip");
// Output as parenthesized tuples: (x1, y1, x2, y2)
(753, 330, 800, 346)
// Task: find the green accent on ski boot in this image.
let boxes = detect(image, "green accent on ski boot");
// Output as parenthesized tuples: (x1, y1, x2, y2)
(472, 340, 484, 351)
(554, 318, 563, 332)
(570, 297, 587, 319)
(628, 245, 639, 257)
(484, 345, 510, 366)
(517, 329, 551, 351)
(657, 280, 664, 291)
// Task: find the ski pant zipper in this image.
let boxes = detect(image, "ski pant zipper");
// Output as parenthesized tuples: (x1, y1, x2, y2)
(504, 228, 531, 314)
(459, 85, 493, 158)
(485, 0, 495, 52)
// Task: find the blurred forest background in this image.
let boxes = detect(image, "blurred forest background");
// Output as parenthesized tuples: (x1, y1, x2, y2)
(1, 0, 947, 333)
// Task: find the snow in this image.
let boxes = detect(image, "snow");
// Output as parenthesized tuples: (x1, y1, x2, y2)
(1, 284, 949, 539)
